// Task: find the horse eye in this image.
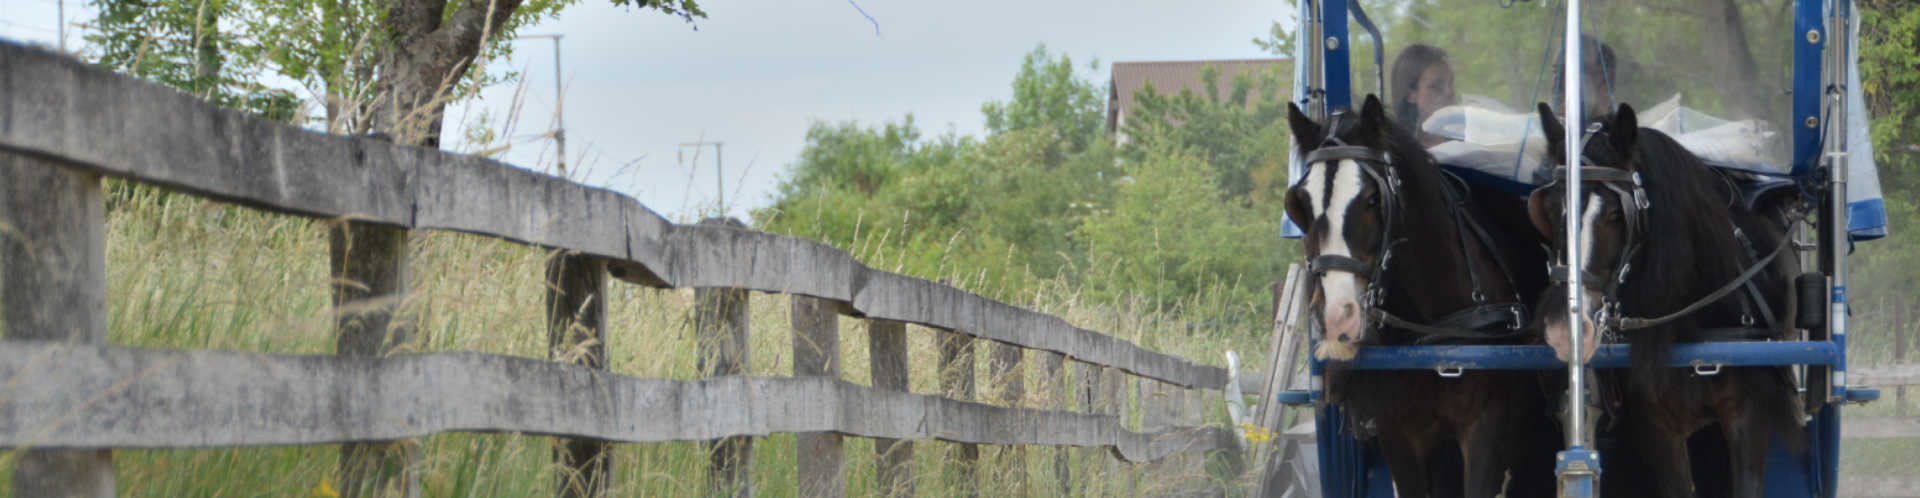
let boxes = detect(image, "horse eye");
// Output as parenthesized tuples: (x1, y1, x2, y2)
(1367, 194, 1380, 207)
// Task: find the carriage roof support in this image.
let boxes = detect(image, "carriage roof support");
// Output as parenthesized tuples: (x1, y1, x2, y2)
(1556, 0, 1601, 496)
(1814, 1, 1850, 495)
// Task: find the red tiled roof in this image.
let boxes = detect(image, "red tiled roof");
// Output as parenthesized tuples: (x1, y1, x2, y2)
(1107, 58, 1292, 134)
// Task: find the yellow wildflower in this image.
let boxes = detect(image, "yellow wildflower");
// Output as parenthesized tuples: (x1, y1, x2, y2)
(312, 479, 340, 498)
(1240, 422, 1277, 444)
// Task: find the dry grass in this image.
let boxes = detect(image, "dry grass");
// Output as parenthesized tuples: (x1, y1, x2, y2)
(0, 181, 1271, 497)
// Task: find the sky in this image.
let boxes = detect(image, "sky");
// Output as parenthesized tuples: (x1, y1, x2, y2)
(0, 0, 1294, 221)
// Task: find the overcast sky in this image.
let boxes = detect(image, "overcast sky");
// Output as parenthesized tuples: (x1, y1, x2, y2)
(0, 0, 1293, 221)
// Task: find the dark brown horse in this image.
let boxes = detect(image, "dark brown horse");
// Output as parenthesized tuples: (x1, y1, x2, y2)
(1284, 95, 1554, 498)
(1529, 103, 1806, 498)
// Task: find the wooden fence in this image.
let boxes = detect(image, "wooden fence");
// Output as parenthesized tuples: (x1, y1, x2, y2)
(0, 41, 1279, 497)
(1839, 366, 1920, 497)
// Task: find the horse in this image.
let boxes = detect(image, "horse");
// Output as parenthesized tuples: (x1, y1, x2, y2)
(1528, 102, 1806, 498)
(1284, 94, 1556, 498)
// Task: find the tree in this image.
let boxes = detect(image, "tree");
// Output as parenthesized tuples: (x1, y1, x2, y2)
(1120, 63, 1292, 200)
(369, 0, 703, 146)
(87, 0, 303, 121)
(1080, 143, 1287, 311)
(89, 0, 701, 140)
(981, 44, 1107, 155)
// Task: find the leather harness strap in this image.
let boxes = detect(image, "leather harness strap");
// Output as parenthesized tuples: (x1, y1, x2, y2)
(1303, 139, 1528, 342)
(1542, 162, 1800, 337)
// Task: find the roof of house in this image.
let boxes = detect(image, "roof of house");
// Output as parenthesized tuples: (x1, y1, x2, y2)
(1106, 58, 1291, 137)
(1108, 58, 1292, 120)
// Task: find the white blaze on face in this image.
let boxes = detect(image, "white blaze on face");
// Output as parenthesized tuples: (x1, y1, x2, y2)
(1306, 160, 1368, 360)
(1548, 193, 1609, 364)
(1577, 193, 1604, 269)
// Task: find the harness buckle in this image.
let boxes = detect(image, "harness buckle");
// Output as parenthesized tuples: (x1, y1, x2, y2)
(1692, 362, 1723, 376)
(1435, 366, 1467, 378)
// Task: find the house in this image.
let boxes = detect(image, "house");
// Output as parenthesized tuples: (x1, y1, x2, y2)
(1106, 58, 1291, 141)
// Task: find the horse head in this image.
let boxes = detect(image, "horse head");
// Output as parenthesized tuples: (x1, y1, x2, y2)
(1529, 102, 1647, 364)
(1284, 95, 1411, 361)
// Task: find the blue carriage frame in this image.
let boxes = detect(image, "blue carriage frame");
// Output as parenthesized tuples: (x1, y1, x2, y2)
(1275, 0, 1875, 496)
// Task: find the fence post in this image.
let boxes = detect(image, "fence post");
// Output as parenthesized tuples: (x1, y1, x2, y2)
(793, 296, 844, 498)
(989, 342, 1027, 497)
(1104, 368, 1135, 495)
(1140, 379, 1203, 491)
(1, 154, 113, 497)
(331, 219, 417, 498)
(697, 217, 753, 497)
(1141, 379, 1173, 488)
(1074, 362, 1099, 495)
(938, 328, 979, 496)
(1898, 291, 1909, 413)
(548, 252, 610, 497)
(1043, 352, 1070, 497)
(867, 319, 915, 497)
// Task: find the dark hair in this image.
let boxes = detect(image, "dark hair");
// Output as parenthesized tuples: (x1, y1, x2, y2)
(1390, 45, 1450, 126)
(1551, 34, 1620, 118)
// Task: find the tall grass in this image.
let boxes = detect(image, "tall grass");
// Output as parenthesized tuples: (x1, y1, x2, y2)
(0, 181, 1273, 497)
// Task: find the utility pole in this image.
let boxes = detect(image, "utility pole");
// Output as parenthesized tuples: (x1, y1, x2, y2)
(518, 34, 565, 174)
(680, 141, 726, 214)
(57, 0, 65, 53)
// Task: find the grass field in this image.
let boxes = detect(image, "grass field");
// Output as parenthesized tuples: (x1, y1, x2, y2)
(0, 182, 1272, 497)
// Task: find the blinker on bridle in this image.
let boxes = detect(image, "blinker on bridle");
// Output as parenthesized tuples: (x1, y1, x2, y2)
(1301, 112, 1402, 310)
(1300, 113, 1532, 342)
(1545, 125, 1651, 332)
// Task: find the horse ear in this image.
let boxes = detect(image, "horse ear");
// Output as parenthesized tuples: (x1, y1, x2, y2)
(1611, 103, 1639, 166)
(1285, 184, 1314, 231)
(1537, 103, 1564, 146)
(1360, 94, 1389, 137)
(1538, 102, 1565, 164)
(1527, 187, 1555, 237)
(1288, 103, 1322, 152)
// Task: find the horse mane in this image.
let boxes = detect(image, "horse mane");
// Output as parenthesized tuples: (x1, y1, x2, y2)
(1615, 125, 1749, 391)
(1319, 106, 1482, 343)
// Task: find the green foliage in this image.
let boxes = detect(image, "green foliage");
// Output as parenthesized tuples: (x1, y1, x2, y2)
(982, 44, 1108, 155)
(1253, 20, 1298, 57)
(760, 44, 1300, 330)
(611, 0, 706, 23)
(86, 0, 700, 130)
(87, 0, 303, 121)
(1848, 0, 1920, 320)
(1081, 143, 1288, 311)
(1121, 63, 1294, 200)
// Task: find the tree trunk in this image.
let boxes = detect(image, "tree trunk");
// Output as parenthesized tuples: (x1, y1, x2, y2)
(1701, 0, 1769, 120)
(373, 0, 524, 146)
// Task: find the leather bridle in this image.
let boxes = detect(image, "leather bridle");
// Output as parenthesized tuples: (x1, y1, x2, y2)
(1542, 130, 1794, 341)
(1301, 113, 1528, 345)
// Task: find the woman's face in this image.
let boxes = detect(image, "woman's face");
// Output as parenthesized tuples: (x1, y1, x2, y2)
(1406, 62, 1457, 123)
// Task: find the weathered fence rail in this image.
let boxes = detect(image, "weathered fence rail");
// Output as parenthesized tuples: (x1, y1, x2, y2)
(0, 342, 1224, 462)
(0, 40, 1252, 497)
(0, 41, 1227, 392)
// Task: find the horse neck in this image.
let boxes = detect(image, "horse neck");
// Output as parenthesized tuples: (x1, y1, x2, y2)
(1378, 166, 1483, 322)
(1616, 168, 1747, 325)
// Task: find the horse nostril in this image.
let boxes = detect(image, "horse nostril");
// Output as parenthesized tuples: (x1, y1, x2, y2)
(1338, 333, 1352, 343)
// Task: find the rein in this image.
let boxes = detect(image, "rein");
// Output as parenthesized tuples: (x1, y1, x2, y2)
(1303, 131, 1528, 343)
(1610, 222, 1796, 331)
(1545, 164, 1801, 337)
